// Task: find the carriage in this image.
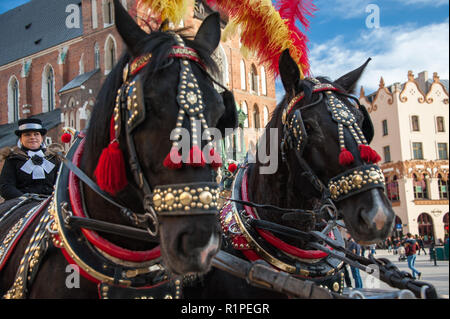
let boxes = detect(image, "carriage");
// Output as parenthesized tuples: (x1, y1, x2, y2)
(0, 0, 439, 299)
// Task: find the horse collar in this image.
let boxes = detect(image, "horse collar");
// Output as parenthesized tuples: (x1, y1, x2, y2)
(220, 164, 345, 291)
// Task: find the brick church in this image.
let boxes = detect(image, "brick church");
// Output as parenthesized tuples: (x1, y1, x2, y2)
(0, 0, 277, 163)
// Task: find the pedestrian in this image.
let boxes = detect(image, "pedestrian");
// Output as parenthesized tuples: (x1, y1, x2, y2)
(346, 233, 363, 288)
(417, 235, 427, 255)
(386, 237, 392, 253)
(370, 244, 376, 255)
(405, 233, 422, 279)
(0, 118, 62, 200)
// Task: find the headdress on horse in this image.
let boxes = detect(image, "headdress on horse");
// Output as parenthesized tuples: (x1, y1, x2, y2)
(93, 4, 224, 195)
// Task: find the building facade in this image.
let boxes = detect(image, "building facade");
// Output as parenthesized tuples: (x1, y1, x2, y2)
(0, 0, 277, 164)
(360, 71, 449, 244)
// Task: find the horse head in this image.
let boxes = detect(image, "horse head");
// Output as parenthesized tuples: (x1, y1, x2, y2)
(277, 49, 395, 244)
(82, 1, 237, 275)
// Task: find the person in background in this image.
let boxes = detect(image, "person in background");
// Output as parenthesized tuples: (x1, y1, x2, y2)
(405, 233, 421, 280)
(346, 233, 363, 288)
(417, 235, 427, 255)
(0, 118, 62, 200)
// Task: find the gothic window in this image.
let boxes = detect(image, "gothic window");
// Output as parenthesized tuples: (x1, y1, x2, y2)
(250, 64, 258, 93)
(105, 36, 116, 74)
(8, 77, 20, 123)
(91, 0, 98, 29)
(260, 66, 267, 95)
(240, 60, 246, 91)
(242, 101, 249, 128)
(42, 65, 55, 112)
(94, 43, 100, 70)
(103, 0, 114, 26)
(252, 104, 260, 129)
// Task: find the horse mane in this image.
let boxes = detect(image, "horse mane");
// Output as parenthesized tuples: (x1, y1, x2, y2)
(82, 26, 219, 174)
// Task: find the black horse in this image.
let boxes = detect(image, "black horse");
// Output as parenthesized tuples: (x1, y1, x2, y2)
(184, 50, 396, 298)
(0, 1, 237, 298)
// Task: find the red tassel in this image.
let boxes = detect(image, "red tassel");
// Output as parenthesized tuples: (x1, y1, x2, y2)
(163, 147, 183, 170)
(339, 148, 354, 166)
(369, 147, 381, 163)
(228, 163, 238, 173)
(208, 148, 222, 169)
(188, 145, 206, 167)
(359, 145, 381, 164)
(94, 141, 128, 195)
(61, 133, 72, 144)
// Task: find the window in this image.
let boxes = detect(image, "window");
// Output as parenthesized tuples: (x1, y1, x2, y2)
(91, 0, 98, 29)
(94, 43, 100, 69)
(438, 174, 449, 199)
(436, 117, 445, 132)
(252, 104, 260, 129)
(260, 66, 267, 95)
(48, 69, 55, 111)
(42, 66, 55, 112)
(383, 146, 391, 163)
(105, 36, 116, 73)
(411, 115, 420, 132)
(386, 176, 400, 202)
(438, 143, 448, 160)
(412, 142, 423, 160)
(240, 60, 246, 90)
(382, 120, 388, 136)
(103, 0, 114, 26)
(250, 64, 258, 93)
(241, 101, 248, 128)
(413, 174, 429, 199)
(8, 77, 20, 123)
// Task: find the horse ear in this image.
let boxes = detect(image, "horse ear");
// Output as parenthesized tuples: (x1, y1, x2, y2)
(279, 49, 300, 95)
(334, 58, 371, 94)
(217, 90, 238, 137)
(113, 0, 149, 57)
(195, 12, 221, 55)
(359, 103, 375, 144)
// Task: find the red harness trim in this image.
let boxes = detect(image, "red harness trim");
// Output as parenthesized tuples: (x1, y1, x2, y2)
(129, 46, 205, 78)
(241, 168, 330, 260)
(68, 139, 161, 263)
(0, 197, 52, 272)
(287, 87, 340, 115)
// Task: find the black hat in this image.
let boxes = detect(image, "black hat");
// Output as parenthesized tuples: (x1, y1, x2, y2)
(15, 118, 47, 137)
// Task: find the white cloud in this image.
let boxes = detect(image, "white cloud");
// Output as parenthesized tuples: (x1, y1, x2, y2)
(308, 20, 449, 94)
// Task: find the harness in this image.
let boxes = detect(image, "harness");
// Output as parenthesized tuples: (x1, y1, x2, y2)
(216, 78, 439, 299)
(2, 33, 229, 299)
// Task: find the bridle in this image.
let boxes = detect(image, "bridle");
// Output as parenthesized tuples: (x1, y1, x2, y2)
(280, 77, 385, 212)
(59, 33, 229, 239)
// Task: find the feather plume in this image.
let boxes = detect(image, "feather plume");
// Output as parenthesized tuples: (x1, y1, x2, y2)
(206, 0, 315, 77)
(136, 0, 193, 26)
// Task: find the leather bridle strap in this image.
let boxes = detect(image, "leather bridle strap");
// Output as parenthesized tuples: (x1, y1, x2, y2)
(57, 151, 150, 229)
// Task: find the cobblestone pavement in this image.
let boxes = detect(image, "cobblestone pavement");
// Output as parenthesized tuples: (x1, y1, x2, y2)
(349, 249, 449, 299)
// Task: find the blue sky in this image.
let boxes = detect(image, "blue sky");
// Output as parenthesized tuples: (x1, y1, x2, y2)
(1, 0, 448, 98)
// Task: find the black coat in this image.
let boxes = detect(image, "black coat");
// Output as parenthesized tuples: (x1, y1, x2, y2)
(0, 146, 61, 200)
